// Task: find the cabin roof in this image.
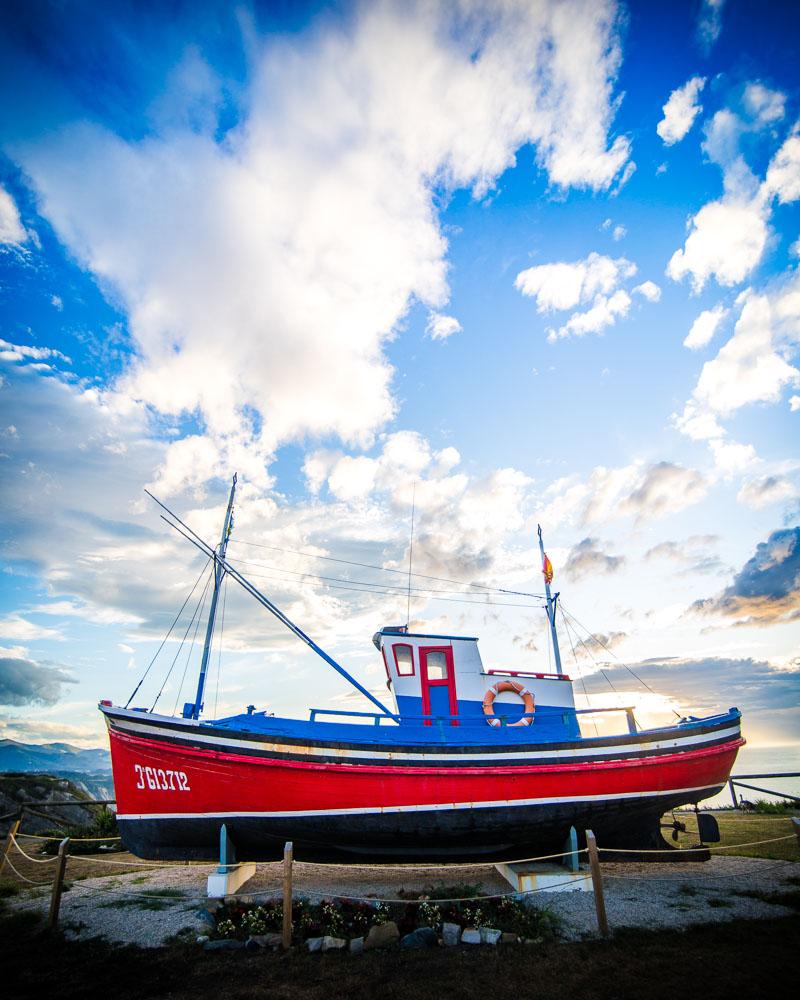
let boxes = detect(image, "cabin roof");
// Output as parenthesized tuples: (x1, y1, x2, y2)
(378, 628, 478, 641)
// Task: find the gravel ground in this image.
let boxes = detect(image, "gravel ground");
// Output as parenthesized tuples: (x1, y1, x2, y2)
(10, 855, 799, 948)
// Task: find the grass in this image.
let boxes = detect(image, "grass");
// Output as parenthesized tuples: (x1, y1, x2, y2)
(668, 810, 799, 861)
(1, 909, 798, 1000)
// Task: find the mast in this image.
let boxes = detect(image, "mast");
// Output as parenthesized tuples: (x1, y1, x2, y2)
(537, 524, 563, 676)
(188, 474, 237, 720)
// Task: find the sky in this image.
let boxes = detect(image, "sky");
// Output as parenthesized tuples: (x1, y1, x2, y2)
(0, 0, 798, 752)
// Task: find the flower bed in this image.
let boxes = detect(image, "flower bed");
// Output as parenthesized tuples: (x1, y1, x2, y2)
(210, 884, 559, 946)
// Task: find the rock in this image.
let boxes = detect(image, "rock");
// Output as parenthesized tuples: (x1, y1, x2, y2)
(195, 910, 217, 928)
(461, 928, 481, 945)
(364, 921, 400, 950)
(196, 935, 210, 945)
(205, 899, 224, 913)
(442, 922, 461, 947)
(400, 927, 439, 950)
(248, 933, 283, 950)
(245, 938, 261, 952)
(307, 937, 324, 953)
(480, 928, 501, 946)
(349, 937, 364, 955)
(322, 936, 347, 952)
(500, 933, 518, 945)
(204, 939, 245, 951)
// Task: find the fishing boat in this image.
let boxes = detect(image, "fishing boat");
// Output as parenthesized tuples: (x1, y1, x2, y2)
(100, 477, 743, 861)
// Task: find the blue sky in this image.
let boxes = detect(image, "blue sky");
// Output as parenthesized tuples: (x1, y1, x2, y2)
(0, 0, 798, 749)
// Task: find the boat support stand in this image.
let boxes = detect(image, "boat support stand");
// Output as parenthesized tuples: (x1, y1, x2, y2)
(207, 824, 256, 898)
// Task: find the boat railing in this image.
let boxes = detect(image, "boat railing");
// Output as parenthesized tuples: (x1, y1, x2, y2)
(308, 705, 638, 732)
(308, 707, 538, 727)
(575, 706, 638, 735)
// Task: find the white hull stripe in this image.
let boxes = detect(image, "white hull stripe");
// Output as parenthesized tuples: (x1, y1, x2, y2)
(110, 716, 740, 765)
(117, 784, 720, 821)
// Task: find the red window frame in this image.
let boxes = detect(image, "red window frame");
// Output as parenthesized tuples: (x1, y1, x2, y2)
(392, 643, 415, 677)
(419, 645, 458, 726)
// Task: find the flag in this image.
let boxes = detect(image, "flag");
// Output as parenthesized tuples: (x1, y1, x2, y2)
(542, 553, 554, 584)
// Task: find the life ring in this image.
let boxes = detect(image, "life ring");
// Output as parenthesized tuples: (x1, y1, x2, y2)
(482, 680, 535, 728)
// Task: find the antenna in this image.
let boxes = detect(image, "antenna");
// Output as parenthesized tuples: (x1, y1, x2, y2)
(406, 481, 416, 626)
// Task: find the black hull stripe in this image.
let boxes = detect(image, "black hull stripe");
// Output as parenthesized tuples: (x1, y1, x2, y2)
(106, 710, 739, 757)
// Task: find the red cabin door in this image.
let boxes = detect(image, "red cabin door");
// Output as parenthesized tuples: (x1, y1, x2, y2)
(419, 646, 458, 726)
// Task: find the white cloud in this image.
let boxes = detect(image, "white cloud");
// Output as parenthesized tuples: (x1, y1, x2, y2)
(737, 475, 796, 509)
(667, 198, 769, 292)
(426, 313, 462, 341)
(697, 0, 725, 54)
(10, 0, 632, 486)
(612, 224, 626, 241)
(0, 615, 63, 642)
(790, 395, 800, 412)
(0, 186, 26, 245)
(537, 460, 707, 528)
(743, 83, 786, 126)
(656, 76, 706, 146)
(633, 280, 661, 302)
(764, 124, 800, 204)
(708, 437, 758, 476)
(515, 251, 645, 341)
(683, 304, 728, 350)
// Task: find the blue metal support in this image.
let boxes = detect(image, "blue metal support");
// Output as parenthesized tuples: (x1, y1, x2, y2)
(188, 474, 237, 720)
(150, 495, 399, 720)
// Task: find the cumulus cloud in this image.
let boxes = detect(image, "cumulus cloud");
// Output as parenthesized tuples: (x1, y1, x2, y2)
(0, 656, 76, 706)
(737, 475, 797, 510)
(692, 526, 800, 626)
(743, 83, 786, 127)
(656, 76, 706, 146)
(538, 460, 708, 528)
(644, 535, 723, 575)
(696, 0, 725, 54)
(563, 537, 625, 579)
(0, 186, 26, 245)
(426, 313, 462, 341)
(514, 251, 658, 341)
(0, 615, 63, 642)
(632, 280, 661, 302)
(676, 278, 800, 427)
(9, 0, 632, 485)
(668, 111, 800, 294)
(684, 304, 728, 350)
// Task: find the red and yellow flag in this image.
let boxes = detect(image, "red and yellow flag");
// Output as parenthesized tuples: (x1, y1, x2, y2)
(542, 553, 554, 585)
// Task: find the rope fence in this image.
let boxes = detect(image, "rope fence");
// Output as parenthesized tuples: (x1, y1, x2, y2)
(2, 819, 798, 940)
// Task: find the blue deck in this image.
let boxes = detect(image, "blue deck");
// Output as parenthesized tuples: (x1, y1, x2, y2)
(203, 706, 740, 748)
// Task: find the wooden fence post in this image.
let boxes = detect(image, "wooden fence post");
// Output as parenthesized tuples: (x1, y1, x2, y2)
(282, 841, 293, 950)
(585, 830, 609, 938)
(0, 818, 21, 878)
(793, 817, 800, 848)
(47, 837, 70, 930)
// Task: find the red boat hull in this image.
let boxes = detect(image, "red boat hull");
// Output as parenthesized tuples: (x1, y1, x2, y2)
(107, 714, 743, 860)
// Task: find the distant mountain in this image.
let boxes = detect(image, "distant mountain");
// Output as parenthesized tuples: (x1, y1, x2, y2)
(0, 739, 111, 776)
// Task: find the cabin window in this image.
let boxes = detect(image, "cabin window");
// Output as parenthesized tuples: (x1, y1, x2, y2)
(425, 650, 449, 680)
(393, 644, 414, 676)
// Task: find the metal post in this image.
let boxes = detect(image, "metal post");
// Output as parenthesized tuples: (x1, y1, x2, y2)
(585, 830, 609, 938)
(537, 525, 563, 676)
(0, 817, 21, 878)
(48, 837, 70, 930)
(282, 841, 293, 950)
(729, 779, 739, 809)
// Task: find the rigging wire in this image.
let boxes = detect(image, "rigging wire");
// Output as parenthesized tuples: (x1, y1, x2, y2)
(560, 602, 682, 718)
(171, 575, 212, 716)
(232, 563, 545, 610)
(214, 573, 228, 719)
(558, 613, 625, 708)
(228, 537, 544, 599)
(558, 605, 599, 737)
(148, 568, 212, 714)
(406, 481, 416, 626)
(124, 559, 211, 709)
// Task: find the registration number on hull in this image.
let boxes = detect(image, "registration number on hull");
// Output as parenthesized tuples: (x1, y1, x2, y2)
(134, 764, 191, 792)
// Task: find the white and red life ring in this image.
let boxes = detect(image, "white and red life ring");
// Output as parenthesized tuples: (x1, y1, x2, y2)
(482, 680, 535, 728)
